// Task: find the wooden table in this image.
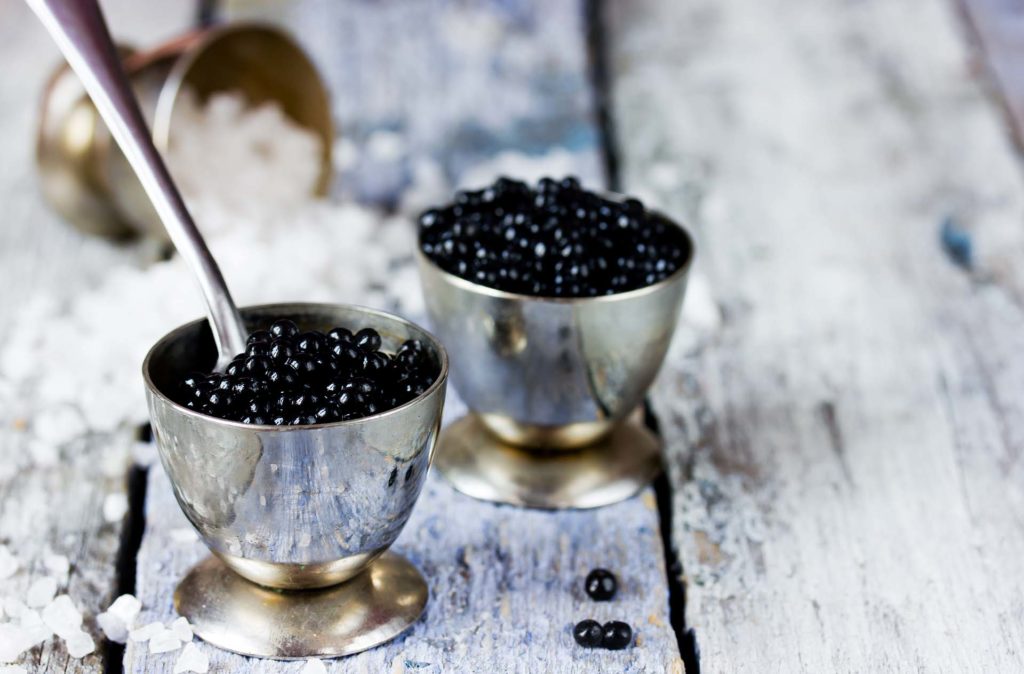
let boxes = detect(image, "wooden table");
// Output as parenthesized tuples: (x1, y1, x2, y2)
(2, 0, 1023, 672)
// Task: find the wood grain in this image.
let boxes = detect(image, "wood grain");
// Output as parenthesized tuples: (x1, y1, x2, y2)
(605, 0, 1024, 670)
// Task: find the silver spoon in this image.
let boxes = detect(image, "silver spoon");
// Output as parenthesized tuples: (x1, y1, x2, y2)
(26, 0, 249, 371)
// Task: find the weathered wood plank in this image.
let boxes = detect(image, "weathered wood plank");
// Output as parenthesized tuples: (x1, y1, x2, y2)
(606, 0, 1024, 670)
(0, 2, 195, 672)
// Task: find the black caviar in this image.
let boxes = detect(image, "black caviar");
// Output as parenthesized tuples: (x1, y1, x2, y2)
(584, 568, 617, 601)
(419, 176, 689, 297)
(179, 319, 437, 425)
(572, 619, 604, 648)
(601, 621, 633, 650)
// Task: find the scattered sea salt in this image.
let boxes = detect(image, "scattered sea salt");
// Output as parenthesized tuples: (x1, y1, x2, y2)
(64, 629, 95, 658)
(103, 492, 129, 522)
(20, 609, 53, 645)
(0, 545, 19, 579)
(148, 627, 183, 654)
(26, 577, 57, 608)
(0, 623, 31, 663)
(97, 611, 128, 644)
(42, 552, 70, 585)
(173, 642, 209, 674)
(128, 621, 163, 642)
(301, 658, 328, 674)
(3, 598, 27, 620)
(106, 594, 141, 627)
(170, 616, 193, 643)
(41, 595, 82, 639)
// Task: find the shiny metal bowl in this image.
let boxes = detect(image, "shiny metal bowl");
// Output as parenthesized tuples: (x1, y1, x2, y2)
(417, 205, 693, 450)
(143, 303, 448, 590)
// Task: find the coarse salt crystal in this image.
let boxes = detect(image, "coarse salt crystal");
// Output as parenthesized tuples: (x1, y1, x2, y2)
(41, 595, 82, 639)
(148, 627, 182, 654)
(26, 577, 58, 608)
(3, 598, 27, 620)
(97, 611, 128, 644)
(106, 594, 141, 627)
(42, 552, 70, 585)
(0, 623, 31, 663)
(300, 658, 328, 674)
(170, 616, 193, 642)
(20, 609, 52, 645)
(103, 493, 129, 522)
(173, 642, 209, 674)
(128, 621, 163, 642)
(64, 629, 95, 658)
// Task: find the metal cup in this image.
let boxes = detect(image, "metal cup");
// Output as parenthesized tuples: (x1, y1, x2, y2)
(417, 200, 694, 508)
(37, 23, 333, 239)
(142, 303, 448, 591)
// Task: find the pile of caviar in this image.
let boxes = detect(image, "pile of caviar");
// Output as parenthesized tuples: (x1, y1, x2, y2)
(419, 176, 689, 297)
(179, 319, 437, 425)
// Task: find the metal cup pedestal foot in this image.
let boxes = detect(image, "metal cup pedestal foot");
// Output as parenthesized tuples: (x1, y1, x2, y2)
(434, 411, 661, 510)
(174, 552, 427, 659)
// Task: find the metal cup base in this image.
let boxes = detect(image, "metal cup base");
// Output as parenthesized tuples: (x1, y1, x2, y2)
(434, 412, 662, 509)
(174, 552, 427, 659)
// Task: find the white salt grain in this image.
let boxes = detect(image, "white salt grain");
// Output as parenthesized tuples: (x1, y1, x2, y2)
(26, 577, 58, 608)
(41, 595, 82, 639)
(3, 598, 27, 620)
(106, 594, 141, 627)
(20, 609, 53, 646)
(0, 665, 28, 674)
(148, 627, 183, 654)
(0, 623, 31, 663)
(128, 621, 163, 642)
(173, 642, 209, 674)
(65, 629, 95, 658)
(97, 611, 129, 644)
(103, 492, 129, 522)
(170, 616, 193, 643)
(42, 552, 70, 585)
(0, 545, 19, 579)
(300, 658, 328, 674)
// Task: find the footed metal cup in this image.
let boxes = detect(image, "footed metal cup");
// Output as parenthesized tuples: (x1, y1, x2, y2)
(142, 302, 448, 658)
(418, 203, 693, 509)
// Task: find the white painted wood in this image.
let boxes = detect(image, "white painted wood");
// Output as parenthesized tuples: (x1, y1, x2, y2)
(606, 0, 1024, 670)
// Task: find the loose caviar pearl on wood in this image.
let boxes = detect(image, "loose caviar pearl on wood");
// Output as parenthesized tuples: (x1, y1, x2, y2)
(419, 176, 690, 298)
(572, 620, 604, 648)
(179, 324, 438, 426)
(585, 568, 618, 601)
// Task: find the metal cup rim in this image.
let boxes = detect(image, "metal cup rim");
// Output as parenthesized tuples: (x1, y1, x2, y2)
(142, 302, 449, 433)
(415, 200, 696, 304)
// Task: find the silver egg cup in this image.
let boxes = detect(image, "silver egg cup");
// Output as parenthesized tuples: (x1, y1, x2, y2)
(417, 206, 693, 510)
(143, 303, 448, 659)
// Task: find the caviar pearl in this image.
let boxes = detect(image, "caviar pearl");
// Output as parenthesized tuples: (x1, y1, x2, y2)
(600, 621, 633, 650)
(179, 322, 438, 426)
(572, 620, 603, 648)
(584, 568, 617, 601)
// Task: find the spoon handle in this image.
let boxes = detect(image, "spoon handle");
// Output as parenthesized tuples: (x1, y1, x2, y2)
(27, 0, 248, 368)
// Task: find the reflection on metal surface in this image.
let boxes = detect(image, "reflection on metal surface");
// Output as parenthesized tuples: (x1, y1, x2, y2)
(143, 303, 448, 592)
(175, 552, 427, 659)
(434, 412, 662, 510)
